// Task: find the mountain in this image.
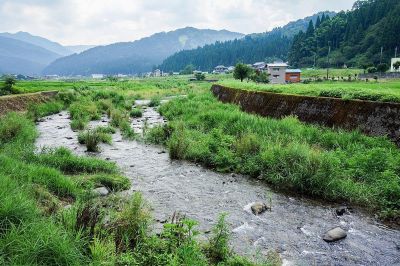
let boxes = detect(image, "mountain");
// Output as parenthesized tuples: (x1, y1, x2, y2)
(159, 11, 335, 72)
(66, 45, 97, 54)
(43, 27, 244, 76)
(0, 36, 61, 75)
(288, 0, 400, 68)
(0, 31, 72, 56)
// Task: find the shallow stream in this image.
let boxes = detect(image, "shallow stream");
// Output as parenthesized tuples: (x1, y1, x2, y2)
(36, 102, 400, 266)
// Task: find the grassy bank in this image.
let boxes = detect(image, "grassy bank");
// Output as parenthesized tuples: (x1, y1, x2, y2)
(0, 90, 274, 265)
(150, 92, 400, 221)
(218, 79, 400, 103)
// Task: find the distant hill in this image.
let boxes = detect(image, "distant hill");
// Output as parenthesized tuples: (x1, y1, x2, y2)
(0, 36, 61, 75)
(66, 45, 97, 54)
(289, 0, 400, 68)
(43, 27, 244, 76)
(0, 31, 72, 56)
(159, 11, 336, 72)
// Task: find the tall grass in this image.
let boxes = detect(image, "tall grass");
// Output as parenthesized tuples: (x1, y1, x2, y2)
(154, 92, 400, 219)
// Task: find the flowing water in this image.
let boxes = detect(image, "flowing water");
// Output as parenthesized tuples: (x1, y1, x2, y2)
(36, 102, 400, 266)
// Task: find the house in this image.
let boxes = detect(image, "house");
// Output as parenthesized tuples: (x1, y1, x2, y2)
(252, 62, 266, 71)
(285, 69, 302, 83)
(153, 69, 162, 77)
(266, 63, 288, 84)
(391, 58, 400, 72)
(213, 65, 228, 74)
(91, 74, 104, 79)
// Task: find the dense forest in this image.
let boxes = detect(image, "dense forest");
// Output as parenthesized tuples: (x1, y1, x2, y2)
(289, 0, 400, 68)
(159, 12, 334, 72)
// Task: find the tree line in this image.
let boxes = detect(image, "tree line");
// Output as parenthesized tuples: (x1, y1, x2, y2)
(288, 0, 400, 69)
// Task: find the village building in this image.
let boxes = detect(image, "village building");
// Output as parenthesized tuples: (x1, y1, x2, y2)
(285, 69, 302, 83)
(213, 65, 228, 74)
(253, 62, 266, 71)
(91, 74, 104, 79)
(266, 63, 288, 84)
(153, 69, 162, 77)
(391, 58, 400, 72)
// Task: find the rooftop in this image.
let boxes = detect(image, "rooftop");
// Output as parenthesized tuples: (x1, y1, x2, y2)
(267, 63, 288, 67)
(286, 69, 302, 73)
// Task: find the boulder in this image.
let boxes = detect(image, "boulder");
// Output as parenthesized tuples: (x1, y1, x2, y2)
(93, 187, 109, 197)
(323, 227, 347, 242)
(251, 202, 269, 215)
(335, 206, 348, 216)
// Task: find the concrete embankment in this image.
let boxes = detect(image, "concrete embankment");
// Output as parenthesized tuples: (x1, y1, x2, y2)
(211, 84, 400, 146)
(0, 91, 58, 116)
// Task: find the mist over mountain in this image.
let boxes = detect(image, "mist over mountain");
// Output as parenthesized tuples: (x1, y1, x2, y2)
(0, 36, 61, 75)
(42, 27, 244, 76)
(66, 45, 97, 54)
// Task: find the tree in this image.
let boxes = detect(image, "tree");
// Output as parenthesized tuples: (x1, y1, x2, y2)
(194, 72, 206, 81)
(377, 63, 389, 73)
(233, 63, 253, 82)
(180, 64, 195, 75)
(1, 75, 16, 95)
(393, 61, 400, 71)
(250, 71, 270, 83)
(367, 66, 377, 73)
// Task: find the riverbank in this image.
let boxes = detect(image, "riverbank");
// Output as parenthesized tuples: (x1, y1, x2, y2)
(0, 91, 58, 116)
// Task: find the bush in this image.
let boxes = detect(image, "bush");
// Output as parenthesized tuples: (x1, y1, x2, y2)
(130, 108, 143, 118)
(78, 128, 112, 146)
(148, 96, 161, 107)
(0, 112, 36, 145)
(114, 193, 151, 252)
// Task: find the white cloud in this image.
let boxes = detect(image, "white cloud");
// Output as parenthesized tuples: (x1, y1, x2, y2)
(0, 0, 354, 45)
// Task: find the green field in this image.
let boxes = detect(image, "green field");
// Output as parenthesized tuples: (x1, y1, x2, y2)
(219, 78, 400, 103)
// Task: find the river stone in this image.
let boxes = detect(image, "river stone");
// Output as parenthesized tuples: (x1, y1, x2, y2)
(323, 227, 347, 242)
(251, 202, 269, 215)
(93, 187, 109, 197)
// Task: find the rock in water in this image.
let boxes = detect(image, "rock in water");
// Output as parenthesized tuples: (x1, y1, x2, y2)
(251, 202, 269, 215)
(93, 187, 109, 197)
(323, 227, 347, 242)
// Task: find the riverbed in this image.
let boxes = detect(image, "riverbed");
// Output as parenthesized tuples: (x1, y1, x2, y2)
(35, 103, 400, 266)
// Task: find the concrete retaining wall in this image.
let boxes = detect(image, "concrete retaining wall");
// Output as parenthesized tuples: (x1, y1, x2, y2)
(0, 91, 58, 116)
(211, 84, 400, 146)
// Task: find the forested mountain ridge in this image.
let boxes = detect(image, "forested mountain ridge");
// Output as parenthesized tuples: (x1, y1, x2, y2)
(288, 0, 400, 68)
(0, 36, 61, 75)
(159, 12, 335, 72)
(43, 27, 244, 76)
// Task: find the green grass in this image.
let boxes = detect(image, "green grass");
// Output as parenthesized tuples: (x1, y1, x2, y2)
(219, 79, 400, 103)
(153, 92, 400, 220)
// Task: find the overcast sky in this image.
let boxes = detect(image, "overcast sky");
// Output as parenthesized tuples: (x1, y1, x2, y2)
(0, 0, 354, 46)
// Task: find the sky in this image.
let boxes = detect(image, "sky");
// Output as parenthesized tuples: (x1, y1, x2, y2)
(0, 0, 355, 46)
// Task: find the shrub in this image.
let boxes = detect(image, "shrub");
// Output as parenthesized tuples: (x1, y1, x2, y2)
(204, 213, 231, 263)
(0, 112, 36, 145)
(130, 108, 143, 118)
(114, 193, 151, 252)
(148, 96, 161, 107)
(78, 128, 112, 146)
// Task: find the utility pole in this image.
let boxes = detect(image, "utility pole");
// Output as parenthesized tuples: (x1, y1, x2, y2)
(396, 46, 398, 58)
(380, 46, 383, 64)
(327, 45, 331, 79)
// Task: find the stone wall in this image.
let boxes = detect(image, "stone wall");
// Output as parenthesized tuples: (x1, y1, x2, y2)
(0, 91, 58, 116)
(358, 72, 400, 79)
(211, 84, 400, 146)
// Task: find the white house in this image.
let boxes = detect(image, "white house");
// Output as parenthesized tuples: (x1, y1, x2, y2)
(391, 58, 400, 72)
(153, 69, 162, 77)
(213, 65, 228, 74)
(92, 74, 104, 79)
(266, 63, 288, 84)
